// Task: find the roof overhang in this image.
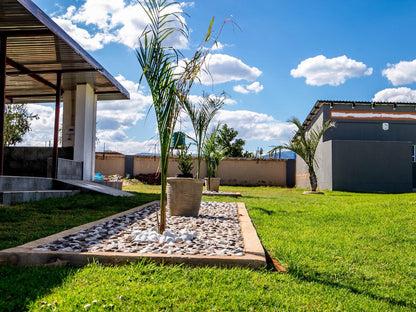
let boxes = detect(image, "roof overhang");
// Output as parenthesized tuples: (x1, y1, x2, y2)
(1, 0, 130, 103)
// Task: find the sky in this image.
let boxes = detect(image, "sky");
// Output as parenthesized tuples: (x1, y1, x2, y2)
(22, 0, 416, 154)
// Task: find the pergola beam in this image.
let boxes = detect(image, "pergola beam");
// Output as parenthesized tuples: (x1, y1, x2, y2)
(6, 68, 96, 75)
(6, 57, 56, 90)
(0, 29, 53, 37)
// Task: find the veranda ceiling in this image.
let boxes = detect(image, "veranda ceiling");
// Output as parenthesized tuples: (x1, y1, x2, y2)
(0, 0, 130, 104)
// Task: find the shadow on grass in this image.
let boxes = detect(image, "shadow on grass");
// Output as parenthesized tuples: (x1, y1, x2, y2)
(251, 207, 276, 216)
(288, 267, 415, 310)
(0, 266, 75, 312)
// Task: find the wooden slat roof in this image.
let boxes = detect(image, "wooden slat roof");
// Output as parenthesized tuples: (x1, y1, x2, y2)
(0, 0, 130, 103)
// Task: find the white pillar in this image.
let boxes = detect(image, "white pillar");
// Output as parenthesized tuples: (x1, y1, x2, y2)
(74, 84, 97, 180)
(62, 90, 75, 148)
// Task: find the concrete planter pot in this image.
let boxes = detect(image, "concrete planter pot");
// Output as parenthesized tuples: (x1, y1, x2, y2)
(167, 177, 204, 216)
(204, 177, 221, 192)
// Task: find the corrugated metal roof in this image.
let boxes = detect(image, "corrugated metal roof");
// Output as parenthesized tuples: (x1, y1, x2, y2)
(1, 0, 130, 103)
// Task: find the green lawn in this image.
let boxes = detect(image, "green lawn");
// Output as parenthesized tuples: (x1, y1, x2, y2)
(1, 184, 415, 311)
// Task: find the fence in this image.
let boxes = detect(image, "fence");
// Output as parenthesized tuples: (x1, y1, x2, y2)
(95, 153, 295, 187)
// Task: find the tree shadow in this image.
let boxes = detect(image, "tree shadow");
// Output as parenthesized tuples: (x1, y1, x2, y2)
(251, 206, 276, 216)
(288, 267, 415, 310)
(0, 265, 75, 311)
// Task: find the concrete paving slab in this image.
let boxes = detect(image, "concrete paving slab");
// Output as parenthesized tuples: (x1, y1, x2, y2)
(58, 179, 133, 197)
(0, 201, 265, 269)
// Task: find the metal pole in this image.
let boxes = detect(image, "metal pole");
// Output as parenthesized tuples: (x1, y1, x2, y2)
(0, 36, 7, 175)
(52, 72, 62, 179)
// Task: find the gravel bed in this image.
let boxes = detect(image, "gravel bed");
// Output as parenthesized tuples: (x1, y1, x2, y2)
(33, 201, 245, 256)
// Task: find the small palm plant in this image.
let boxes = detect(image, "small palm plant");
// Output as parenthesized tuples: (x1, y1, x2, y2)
(203, 124, 225, 190)
(183, 92, 225, 179)
(136, 0, 217, 233)
(177, 144, 194, 178)
(285, 117, 335, 192)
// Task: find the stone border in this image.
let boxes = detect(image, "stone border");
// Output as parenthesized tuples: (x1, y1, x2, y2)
(0, 201, 266, 269)
(202, 191, 242, 197)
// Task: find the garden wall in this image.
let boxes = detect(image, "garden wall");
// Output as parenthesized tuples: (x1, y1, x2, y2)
(95, 153, 294, 187)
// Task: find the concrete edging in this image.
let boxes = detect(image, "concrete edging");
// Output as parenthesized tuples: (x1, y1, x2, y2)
(0, 201, 266, 269)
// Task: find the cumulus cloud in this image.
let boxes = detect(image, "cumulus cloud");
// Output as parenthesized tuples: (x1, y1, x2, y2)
(96, 138, 159, 155)
(291, 55, 373, 86)
(19, 104, 61, 146)
(52, 16, 106, 51)
(198, 54, 262, 85)
(53, 0, 188, 51)
(233, 81, 264, 94)
(186, 94, 237, 106)
(214, 110, 296, 142)
(382, 60, 416, 86)
(373, 87, 416, 102)
(96, 75, 152, 143)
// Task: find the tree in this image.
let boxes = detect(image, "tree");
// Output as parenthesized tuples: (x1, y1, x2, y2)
(136, 0, 217, 233)
(285, 117, 335, 192)
(183, 92, 225, 179)
(216, 124, 245, 157)
(4, 104, 39, 146)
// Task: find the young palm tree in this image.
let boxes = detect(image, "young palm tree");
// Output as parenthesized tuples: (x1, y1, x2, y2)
(136, 0, 216, 233)
(203, 123, 225, 189)
(285, 117, 335, 192)
(183, 93, 225, 179)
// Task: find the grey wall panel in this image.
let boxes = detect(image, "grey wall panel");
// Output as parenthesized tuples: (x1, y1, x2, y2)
(331, 140, 412, 193)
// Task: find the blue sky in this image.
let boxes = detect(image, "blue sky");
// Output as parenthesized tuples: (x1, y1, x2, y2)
(26, 0, 416, 154)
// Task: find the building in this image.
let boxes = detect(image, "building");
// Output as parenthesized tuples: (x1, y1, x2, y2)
(0, 0, 129, 181)
(296, 100, 416, 193)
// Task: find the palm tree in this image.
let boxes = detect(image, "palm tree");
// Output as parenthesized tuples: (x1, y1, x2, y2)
(268, 145, 284, 159)
(136, 0, 216, 233)
(183, 92, 225, 179)
(285, 117, 335, 192)
(203, 123, 225, 189)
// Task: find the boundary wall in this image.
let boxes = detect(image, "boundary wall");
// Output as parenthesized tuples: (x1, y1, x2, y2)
(95, 153, 295, 187)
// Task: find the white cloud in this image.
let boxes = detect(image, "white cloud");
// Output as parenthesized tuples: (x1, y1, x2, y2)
(52, 16, 106, 51)
(20, 104, 60, 146)
(180, 2, 195, 9)
(53, 0, 188, 51)
(373, 87, 416, 102)
(97, 75, 152, 141)
(233, 85, 249, 94)
(291, 55, 373, 86)
(233, 81, 263, 94)
(382, 60, 416, 86)
(199, 53, 262, 85)
(96, 139, 159, 155)
(186, 93, 237, 106)
(215, 110, 296, 142)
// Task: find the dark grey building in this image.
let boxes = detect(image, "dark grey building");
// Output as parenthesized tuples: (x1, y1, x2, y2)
(296, 100, 416, 193)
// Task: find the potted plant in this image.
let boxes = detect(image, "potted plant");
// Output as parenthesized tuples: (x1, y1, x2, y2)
(167, 145, 204, 216)
(176, 144, 193, 178)
(203, 124, 225, 192)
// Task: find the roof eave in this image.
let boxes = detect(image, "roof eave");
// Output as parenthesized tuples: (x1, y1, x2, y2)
(16, 0, 130, 101)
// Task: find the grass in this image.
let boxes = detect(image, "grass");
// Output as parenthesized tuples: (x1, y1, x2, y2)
(0, 191, 159, 251)
(1, 184, 416, 311)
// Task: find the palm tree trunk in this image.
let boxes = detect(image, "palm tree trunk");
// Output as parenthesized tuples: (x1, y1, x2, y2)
(159, 151, 168, 233)
(308, 168, 318, 192)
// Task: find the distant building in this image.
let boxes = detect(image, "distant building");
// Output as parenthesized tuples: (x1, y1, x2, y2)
(295, 100, 416, 193)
